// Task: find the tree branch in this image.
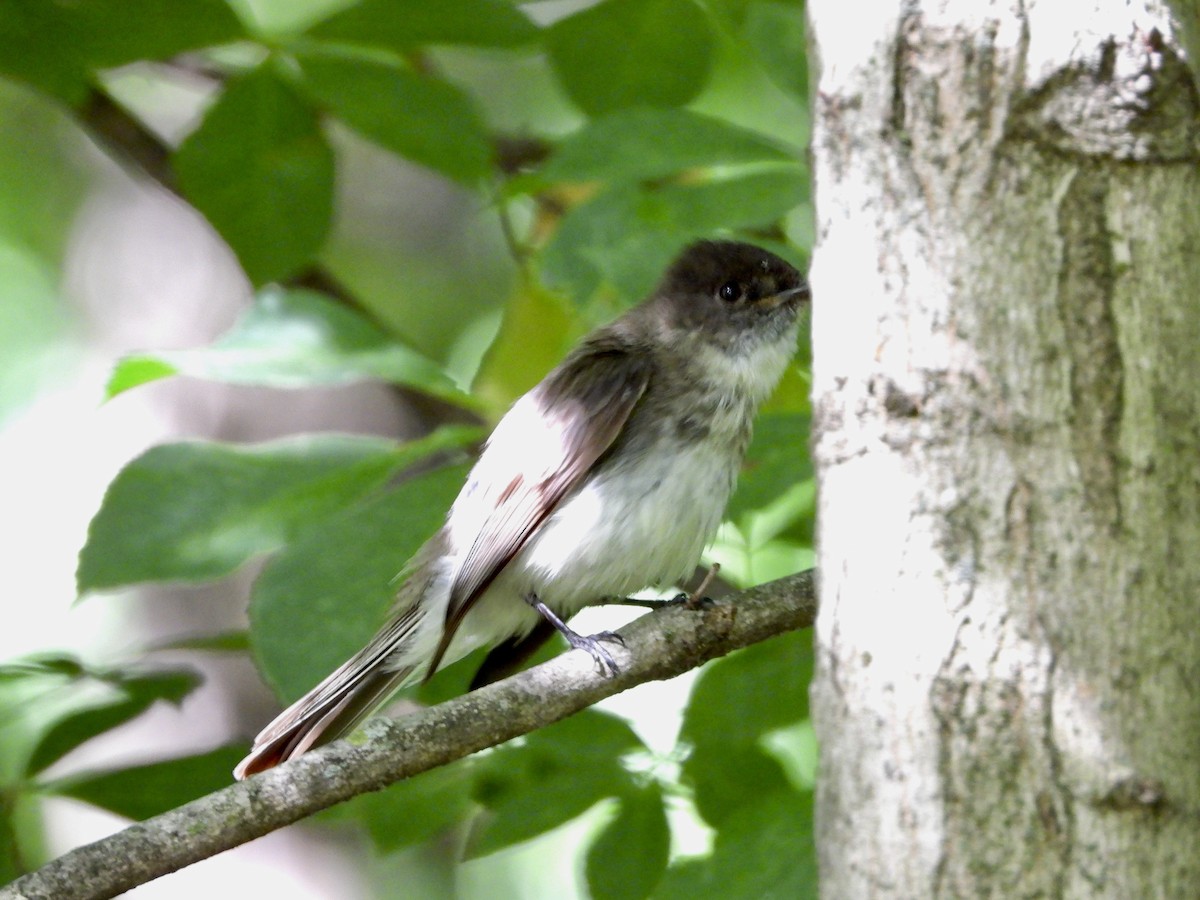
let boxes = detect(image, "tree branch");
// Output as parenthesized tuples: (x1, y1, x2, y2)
(2, 571, 816, 900)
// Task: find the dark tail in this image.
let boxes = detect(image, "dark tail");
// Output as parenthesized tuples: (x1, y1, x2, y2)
(233, 606, 423, 780)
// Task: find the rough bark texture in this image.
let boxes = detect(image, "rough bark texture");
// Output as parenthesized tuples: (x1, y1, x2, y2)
(807, 1, 1200, 897)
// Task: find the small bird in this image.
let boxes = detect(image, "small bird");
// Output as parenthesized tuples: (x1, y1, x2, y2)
(234, 239, 808, 779)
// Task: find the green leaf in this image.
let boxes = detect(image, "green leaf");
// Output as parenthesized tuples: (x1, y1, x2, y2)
(78, 430, 475, 591)
(0, 2, 90, 103)
(541, 109, 794, 185)
(0, 0, 245, 103)
(45, 744, 247, 820)
(586, 783, 670, 900)
(678, 631, 813, 824)
(296, 47, 490, 184)
(654, 790, 816, 900)
(25, 670, 200, 776)
(0, 654, 86, 683)
(542, 166, 807, 303)
(682, 742, 792, 827)
(726, 413, 811, 522)
(78, 0, 246, 70)
(310, 0, 538, 50)
(174, 63, 334, 284)
(149, 631, 251, 654)
(546, 0, 716, 115)
(467, 711, 643, 858)
(329, 759, 478, 853)
(105, 356, 175, 398)
(681, 630, 812, 751)
(106, 287, 470, 406)
(250, 461, 470, 701)
(742, 1, 808, 100)
(471, 281, 578, 410)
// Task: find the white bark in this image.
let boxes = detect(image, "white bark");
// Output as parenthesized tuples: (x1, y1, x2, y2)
(808, 1, 1200, 897)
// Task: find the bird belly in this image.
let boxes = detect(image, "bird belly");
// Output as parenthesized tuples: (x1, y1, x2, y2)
(502, 442, 735, 616)
(439, 440, 740, 668)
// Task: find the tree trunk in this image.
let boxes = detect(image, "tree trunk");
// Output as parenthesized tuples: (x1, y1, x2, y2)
(807, 2, 1200, 897)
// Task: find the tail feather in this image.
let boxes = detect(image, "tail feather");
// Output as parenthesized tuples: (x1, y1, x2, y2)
(233, 604, 424, 780)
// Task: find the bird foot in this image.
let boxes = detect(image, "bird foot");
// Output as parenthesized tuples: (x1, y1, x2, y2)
(563, 629, 625, 676)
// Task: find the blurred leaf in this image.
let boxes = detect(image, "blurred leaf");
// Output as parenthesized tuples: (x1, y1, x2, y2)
(311, 0, 538, 50)
(546, 0, 715, 115)
(654, 790, 816, 900)
(471, 280, 578, 410)
(586, 783, 670, 900)
(727, 413, 811, 522)
(543, 165, 807, 303)
(0, 812, 19, 886)
(296, 47, 490, 184)
(149, 631, 251, 654)
(682, 742, 792, 827)
(105, 356, 174, 398)
(107, 287, 471, 406)
(0, 2, 89, 103)
(761, 719, 818, 792)
(743, 1, 808, 99)
(25, 670, 200, 776)
(0, 655, 86, 683)
(329, 759, 478, 853)
(80, 0, 245, 70)
(679, 631, 813, 824)
(78, 429, 475, 591)
(681, 630, 811, 750)
(46, 744, 247, 820)
(0, 0, 245, 103)
(175, 63, 334, 284)
(467, 711, 643, 858)
(541, 109, 794, 185)
(743, 482, 814, 553)
(250, 461, 470, 701)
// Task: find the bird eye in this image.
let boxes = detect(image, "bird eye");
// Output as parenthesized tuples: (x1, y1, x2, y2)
(718, 281, 741, 303)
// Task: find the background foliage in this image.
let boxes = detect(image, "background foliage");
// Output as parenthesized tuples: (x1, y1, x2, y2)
(0, 0, 813, 896)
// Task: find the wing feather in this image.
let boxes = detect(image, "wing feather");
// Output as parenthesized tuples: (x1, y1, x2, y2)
(425, 344, 653, 674)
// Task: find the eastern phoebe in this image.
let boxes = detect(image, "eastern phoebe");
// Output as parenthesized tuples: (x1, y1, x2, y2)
(234, 239, 808, 779)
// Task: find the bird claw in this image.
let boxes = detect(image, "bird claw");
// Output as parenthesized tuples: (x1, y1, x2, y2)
(566, 630, 625, 676)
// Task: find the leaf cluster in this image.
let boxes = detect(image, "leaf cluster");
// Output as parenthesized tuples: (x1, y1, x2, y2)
(0, 0, 814, 896)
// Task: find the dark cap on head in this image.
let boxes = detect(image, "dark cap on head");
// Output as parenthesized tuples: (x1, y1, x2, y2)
(658, 240, 806, 304)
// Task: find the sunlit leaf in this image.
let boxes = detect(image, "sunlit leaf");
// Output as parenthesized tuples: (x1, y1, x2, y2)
(471, 281, 578, 409)
(107, 287, 470, 406)
(25, 670, 201, 776)
(78, 429, 476, 590)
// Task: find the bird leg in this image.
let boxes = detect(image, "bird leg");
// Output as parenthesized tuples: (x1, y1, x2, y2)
(601, 563, 722, 611)
(525, 594, 625, 676)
